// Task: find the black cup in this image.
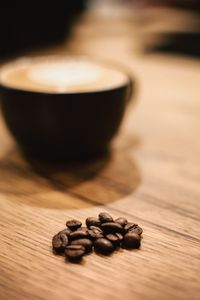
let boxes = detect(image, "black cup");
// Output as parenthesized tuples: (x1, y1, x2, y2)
(0, 57, 134, 161)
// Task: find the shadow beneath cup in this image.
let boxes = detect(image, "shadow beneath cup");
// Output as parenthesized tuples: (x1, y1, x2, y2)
(0, 144, 141, 209)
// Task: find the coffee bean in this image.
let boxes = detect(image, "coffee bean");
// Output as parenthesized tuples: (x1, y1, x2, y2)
(98, 212, 113, 223)
(58, 228, 71, 236)
(115, 217, 128, 227)
(128, 225, 143, 236)
(52, 233, 68, 252)
(101, 222, 124, 234)
(123, 232, 141, 249)
(88, 226, 104, 240)
(94, 238, 115, 255)
(124, 223, 138, 233)
(106, 233, 123, 246)
(69, 229, 90, 241)
(71, 239, 93, 253)
(76, 226, 88, 232)
(86, 217, 101, 228)
(52, 234, 62, 251)
(66, 219, 82, 231)
(65, 245, 85, 261)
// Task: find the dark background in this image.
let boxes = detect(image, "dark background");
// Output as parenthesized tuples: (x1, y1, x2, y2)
(0, 0, 200, 59)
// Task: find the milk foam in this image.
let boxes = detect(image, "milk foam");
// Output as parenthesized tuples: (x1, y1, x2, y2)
(28, 61, 102, 92)
(0, 57, 128, 93)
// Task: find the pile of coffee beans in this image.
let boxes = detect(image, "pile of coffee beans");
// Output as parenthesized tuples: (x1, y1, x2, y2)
(52, 212, 143, 262)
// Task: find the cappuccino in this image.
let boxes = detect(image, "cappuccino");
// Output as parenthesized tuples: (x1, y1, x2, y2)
(0, 56, 129, 93)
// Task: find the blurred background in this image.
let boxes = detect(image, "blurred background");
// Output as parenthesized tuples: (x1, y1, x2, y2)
(0, 0, 200, 59)
(0, 2, 200, 299)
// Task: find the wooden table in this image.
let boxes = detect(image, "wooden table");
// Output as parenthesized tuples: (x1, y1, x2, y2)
(0, 9, 200, 300)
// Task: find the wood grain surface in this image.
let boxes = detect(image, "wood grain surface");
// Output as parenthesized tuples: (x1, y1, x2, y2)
(0, 8, 200, 300)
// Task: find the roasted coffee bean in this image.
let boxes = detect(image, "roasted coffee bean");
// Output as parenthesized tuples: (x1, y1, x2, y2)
(86, 217, 101, 228)
(124, 223, 143, 235)
(94, 238, 115, 255)
(52, 233, 69, 252)
(88, 226, 104, 240)
(123, 232, 141, 249)
(101, 222, 124, 234)
(115, 217, 128, 227)
(66, 219, 82, 231)
(98, 212, 113, 223)
(52, 234, 63, 251)
(58, 228, 71, 236)
(69, 229, 90, 241)
(124, 223, 138, 233)
(128, 225, 143, 236)
(76, 226, 88, 232)
(71, 239, 93, 253)
(65, 245, 85, 261)
(106, 233, 123, 246)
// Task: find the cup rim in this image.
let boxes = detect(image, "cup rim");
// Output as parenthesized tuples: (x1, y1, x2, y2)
(0, 55, 132, 96)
